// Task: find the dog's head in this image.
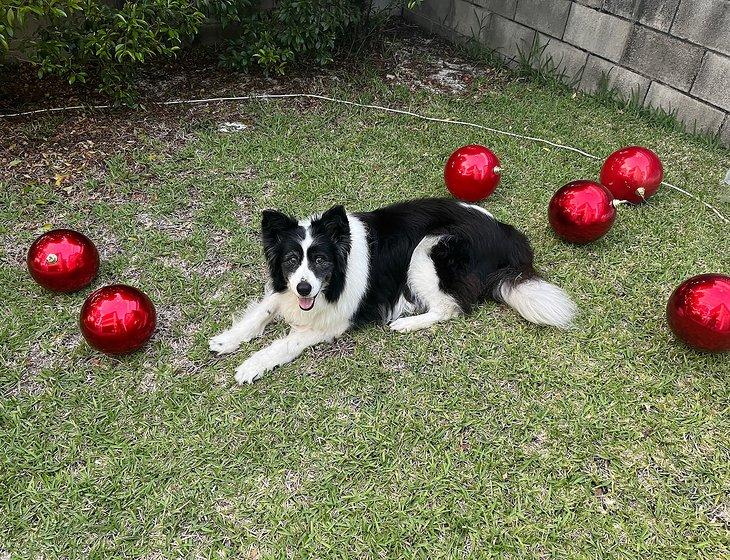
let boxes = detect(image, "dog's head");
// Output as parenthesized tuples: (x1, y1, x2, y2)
(261, 205, 351, 311)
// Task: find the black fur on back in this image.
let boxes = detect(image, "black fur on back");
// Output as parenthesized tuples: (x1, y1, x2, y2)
(353, 198, 537, 325)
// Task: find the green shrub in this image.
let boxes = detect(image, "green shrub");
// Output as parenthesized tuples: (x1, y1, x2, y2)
(221, 0, 365, 74)
(1, 1, 421, 103)
(196, 0, 255, 27)
(218, 0, 426, 74)
(1, 1, 205, 104)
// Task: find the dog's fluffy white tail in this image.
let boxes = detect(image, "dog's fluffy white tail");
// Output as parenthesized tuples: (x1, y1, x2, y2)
(500, 279, 577, 329)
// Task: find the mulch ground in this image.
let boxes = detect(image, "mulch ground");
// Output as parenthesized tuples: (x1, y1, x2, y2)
(1, 26, 507, 188)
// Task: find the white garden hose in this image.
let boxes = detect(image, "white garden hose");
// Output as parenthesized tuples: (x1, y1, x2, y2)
(2, 93, 727, 223)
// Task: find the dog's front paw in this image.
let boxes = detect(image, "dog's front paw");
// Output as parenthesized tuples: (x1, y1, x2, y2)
(209, 331, 242, 355)
(234, 358, 266, 384)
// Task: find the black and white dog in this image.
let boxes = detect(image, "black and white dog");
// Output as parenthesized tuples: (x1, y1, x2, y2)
(209, 198, 577, 383)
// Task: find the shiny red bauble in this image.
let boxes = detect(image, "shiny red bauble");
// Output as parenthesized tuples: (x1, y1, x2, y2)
(27, 229, 99, 292)
(444, 144, 502, 202)
(600, 146, 663, 204)
(80, 284, 157, 354)
(548, 180, 617, 244)
(667, 274, 730, 352)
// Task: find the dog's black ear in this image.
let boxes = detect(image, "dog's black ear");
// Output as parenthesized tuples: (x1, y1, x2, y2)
(261, 209, 297, 259)
(260, 210, 297, 292)
(319, 205, 350, 246)
(261, 210, 297, 241)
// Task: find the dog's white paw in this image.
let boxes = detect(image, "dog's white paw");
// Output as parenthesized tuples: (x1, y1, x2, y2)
(208, 332, 242, 355)
(234, 358, 266, 384)
(389, 316, 430, 333)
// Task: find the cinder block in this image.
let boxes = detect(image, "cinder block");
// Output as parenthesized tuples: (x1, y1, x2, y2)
(719, 115, 730, 147)
(576, 0, 602, 7)
(483, 14, 536, 62)
(672, 0, 729, 56)
(563, 4, 632, 62)
(644, 82, 725, 135)
(621, 26, 704, 92)
(470, 0, 517, 19)
(451, 0, 492, 38)
(640, 0, 681, 32)
(514, 0, 572, 38)
(603, 0, 680, 32)
(691, 52, 730, 112)
(579, 55, 650, 102)
(404, 9, 458, 43)
(371, 0, 402, 15)
(407, 0, 452, 26)
(536, 33, 589, 82)
(602, 0, 636, 19)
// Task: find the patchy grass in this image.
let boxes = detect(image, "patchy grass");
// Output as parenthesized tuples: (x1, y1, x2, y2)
(1, 50, 729, 559)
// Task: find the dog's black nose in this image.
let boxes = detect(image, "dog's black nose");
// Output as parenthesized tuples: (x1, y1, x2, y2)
(297, 281, 312, 296)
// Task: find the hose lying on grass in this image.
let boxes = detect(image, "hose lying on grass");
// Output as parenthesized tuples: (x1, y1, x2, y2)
(2, 93, 727, 224)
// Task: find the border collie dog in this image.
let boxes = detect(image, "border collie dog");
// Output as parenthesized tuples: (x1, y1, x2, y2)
(210, 198, 577, 383)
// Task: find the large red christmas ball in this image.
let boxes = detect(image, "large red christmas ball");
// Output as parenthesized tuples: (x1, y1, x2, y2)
(600, 146, 663, 204)
(444, 144, 501, 202)
(667, 274, 730, 352)
(80, 284, 157, 354)
(548, 180, 617, 244)
(27, 229, 99, 292)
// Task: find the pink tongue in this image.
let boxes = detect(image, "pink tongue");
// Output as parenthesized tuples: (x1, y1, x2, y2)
(298, 297, 315, 310)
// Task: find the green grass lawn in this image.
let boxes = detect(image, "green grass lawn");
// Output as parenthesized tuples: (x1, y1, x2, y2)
(1, 60, 729, 558)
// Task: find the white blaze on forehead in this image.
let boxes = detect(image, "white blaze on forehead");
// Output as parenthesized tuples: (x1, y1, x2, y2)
(289, 223, 321, 295)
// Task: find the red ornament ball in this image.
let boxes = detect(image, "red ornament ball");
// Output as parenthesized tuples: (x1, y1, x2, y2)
(444, 144, 502, 202)
(667, 273, 730, 352)
(600, 146, 663, 204)
(27, 228, 99, 292)
(548, 180, 617, 244)
(80, 284, 157, 354)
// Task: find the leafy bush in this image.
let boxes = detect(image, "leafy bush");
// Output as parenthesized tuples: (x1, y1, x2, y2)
(196, 0, 255, 27)
(212, 1, 425, 74)
(221, 1, 365, 74)
(1, 0, 205, 103)
(1, 1, 419, 103)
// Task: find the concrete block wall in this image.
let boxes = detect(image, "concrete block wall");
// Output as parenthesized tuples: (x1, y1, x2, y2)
(405, 0, 730, 144)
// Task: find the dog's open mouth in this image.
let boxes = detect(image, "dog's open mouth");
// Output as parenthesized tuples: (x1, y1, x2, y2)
(298, 297, 316, 311)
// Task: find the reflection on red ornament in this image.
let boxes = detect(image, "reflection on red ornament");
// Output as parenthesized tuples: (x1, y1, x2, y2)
(548, 180, 617, 244)
(80, 284, 157, 354)
(27, 229, 99, 292)
(444, 144, 501, 202)
(667, 274, 730, 352)
(600, 146, 663, 204)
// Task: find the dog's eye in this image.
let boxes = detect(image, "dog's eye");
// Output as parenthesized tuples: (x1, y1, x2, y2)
(315, 256, 325, 265)
(286, 255, 298, 264)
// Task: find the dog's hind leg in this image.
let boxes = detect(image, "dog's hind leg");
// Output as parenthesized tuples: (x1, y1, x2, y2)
(209, 291, 280, 355)
(389, 236, 461, 333)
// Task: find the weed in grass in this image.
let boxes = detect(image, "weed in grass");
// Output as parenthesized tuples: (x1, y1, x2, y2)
(516, 34, 584, 89)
